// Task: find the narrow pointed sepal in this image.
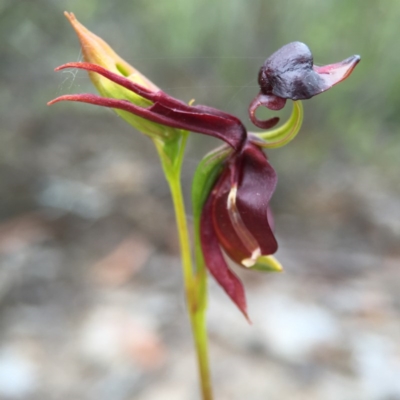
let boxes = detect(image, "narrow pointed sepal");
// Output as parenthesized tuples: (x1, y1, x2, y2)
(200, 195, 250, 321)
(50, 62, 246, 149)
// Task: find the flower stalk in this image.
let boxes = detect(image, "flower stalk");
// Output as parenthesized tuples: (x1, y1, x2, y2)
(155, 136, 213, 400)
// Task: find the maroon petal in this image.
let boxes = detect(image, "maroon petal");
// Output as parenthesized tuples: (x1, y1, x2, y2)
(212, 142, 277, 268)
(212, 168, 251, 264)
(236, 143, 278, 255)
(200, 192, 249, 321)
(51, 62, 246, 150)
(267, 206, 275, 232)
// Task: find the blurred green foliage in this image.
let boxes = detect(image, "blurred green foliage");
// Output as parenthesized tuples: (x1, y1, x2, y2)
(1, 0, 399, 216)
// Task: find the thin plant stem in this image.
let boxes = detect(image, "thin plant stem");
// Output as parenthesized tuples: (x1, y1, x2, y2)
(190, 305, 211, 399)
(156, 136, 213, 400)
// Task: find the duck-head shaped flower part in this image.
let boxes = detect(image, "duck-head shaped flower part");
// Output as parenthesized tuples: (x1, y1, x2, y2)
(48, 16, 359, 320)
(249, 41, 360, 128)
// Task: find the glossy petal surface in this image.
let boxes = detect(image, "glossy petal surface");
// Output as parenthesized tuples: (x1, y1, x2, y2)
(212, 142, 277, 267)
(250, 42, 359, 128)
(200, 194, 249, 320)
(236, 143, 278, 255)
(258, 41, 360, 100)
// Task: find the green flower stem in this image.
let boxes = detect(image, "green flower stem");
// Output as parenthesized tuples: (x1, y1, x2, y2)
(190, 305, 212, 399)
(155, 134, 213, 400)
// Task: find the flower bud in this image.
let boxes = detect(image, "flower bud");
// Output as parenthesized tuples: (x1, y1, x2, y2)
(63, 12, 179, 141)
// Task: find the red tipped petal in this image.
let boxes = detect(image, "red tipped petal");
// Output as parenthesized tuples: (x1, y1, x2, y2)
(201, 193, 250, 321)
(313, 55, 361, 91)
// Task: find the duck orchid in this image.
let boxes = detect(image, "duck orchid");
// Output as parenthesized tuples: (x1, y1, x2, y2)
(49, 14, 360, 319)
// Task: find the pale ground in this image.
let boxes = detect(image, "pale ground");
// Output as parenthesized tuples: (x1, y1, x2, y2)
(0, 115, 399, 400)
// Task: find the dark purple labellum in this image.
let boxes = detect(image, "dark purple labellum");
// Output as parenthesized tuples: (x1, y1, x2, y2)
(259, 42, 324, 99)
(249, 42, 360, 128)
(258, 41, 360, 100)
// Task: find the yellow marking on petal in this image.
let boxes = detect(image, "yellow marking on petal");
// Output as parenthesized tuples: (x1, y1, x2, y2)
(188, 98, 196, 106)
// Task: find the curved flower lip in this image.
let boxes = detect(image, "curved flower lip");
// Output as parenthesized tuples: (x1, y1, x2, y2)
(249, 41, 360, 128)
(248, 94, 284, 129)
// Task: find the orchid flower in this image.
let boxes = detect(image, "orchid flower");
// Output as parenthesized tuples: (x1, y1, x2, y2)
(48, 15, 361, 398)
(48, 15, 359, 319)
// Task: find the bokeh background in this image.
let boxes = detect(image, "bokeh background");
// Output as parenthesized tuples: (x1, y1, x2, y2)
(1, 1, 400, 399)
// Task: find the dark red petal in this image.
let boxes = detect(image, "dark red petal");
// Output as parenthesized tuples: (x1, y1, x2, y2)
(52, 63, 246, 150)
(212, 168, 251, 264)
(200, 192, 249, 321)
(236, 143, 278, 255)
(267, 206, 275, 232)
(212, 142, 277, 267)
(150, 101, 246, 149)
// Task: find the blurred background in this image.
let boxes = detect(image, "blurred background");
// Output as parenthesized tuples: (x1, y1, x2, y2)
(1, 0, 400, 399)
